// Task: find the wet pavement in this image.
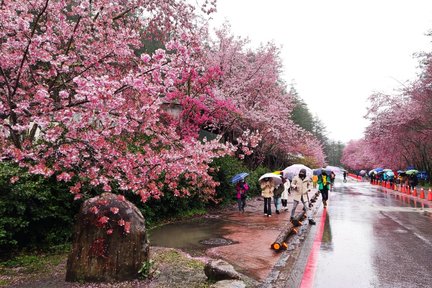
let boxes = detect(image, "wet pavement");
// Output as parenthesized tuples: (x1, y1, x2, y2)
(150, 189, 321, 282)
(302, 180, 432, 288)
(150, 178, 432, 287)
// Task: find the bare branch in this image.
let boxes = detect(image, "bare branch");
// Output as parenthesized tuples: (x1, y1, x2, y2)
(113, 6, 137, 21)
(0, 66, 12, 96)
(65, 16, 82, 55)
(12, 0, 50, 97)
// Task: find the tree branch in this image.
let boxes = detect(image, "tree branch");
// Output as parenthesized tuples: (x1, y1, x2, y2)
(113, 6, 137, 21)
(0, 66, 12, 96)
(113, 60, 170, 95)
(12, 0, 50, 97)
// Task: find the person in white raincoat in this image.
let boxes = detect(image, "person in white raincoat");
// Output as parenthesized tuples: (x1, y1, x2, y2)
(290, 169, 316, 225)
(280, 176, 290, 212)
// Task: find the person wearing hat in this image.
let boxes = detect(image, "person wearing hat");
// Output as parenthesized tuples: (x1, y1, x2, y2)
(290, 169, 316, 225)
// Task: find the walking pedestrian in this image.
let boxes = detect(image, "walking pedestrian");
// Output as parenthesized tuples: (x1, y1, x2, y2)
(260, 177, 274, 217)
(330, 171, 336, 191)
(409, 173, 418, 190)
(235, 180, 249, 213)
(343, 171, 347, 182)
(312, 174, 318, 188)
(318, 169, 331, 208)
(273, 179, 284, 214)
(281, 176, 290, 212)
(290, 169, 316, 225)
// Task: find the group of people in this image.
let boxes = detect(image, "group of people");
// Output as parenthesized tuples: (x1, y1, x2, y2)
(369, 171, 419, 190)
(235, 168, 335, 225)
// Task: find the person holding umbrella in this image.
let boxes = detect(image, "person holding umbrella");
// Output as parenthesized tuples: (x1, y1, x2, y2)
(260, 177, 275, 217)
(231, 172, 250, 213)
(290, 169, 316, 225)
(235, 179, 249, 213)
(408, 171, 419, 190)
(318, 169, 331, 208)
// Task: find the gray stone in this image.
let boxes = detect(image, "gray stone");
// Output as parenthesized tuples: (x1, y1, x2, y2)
(210, 280, 246, 288)
(204, 259, 241, 281)
(66, 193, 149, 282)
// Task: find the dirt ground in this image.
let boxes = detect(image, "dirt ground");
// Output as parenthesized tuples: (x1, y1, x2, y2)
(0, 191, 320, 288)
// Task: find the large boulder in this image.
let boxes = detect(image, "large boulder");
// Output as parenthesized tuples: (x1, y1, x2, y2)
(204, 259, 241, 281)
(66, 193, 149, 282)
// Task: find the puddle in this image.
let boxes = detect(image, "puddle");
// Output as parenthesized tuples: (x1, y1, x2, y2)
(148, 217, 232, 256)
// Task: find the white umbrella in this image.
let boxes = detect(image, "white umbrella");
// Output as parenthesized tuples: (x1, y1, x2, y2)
(325, 165, 344, 174)
(259, 173, 283, 185)
(282, 164, 313, 180)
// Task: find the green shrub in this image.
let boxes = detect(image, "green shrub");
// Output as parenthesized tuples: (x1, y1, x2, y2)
(0, 162, 79, 259)
(0, 156, 274, 258)
(128, 191, 207, 228)
(209, 155, 249, 205)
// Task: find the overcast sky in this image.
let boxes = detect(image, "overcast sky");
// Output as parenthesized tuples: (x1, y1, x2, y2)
(209, 0, 432, 143)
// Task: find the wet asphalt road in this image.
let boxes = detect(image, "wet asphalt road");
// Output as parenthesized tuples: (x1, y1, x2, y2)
(304, 179, 432, 288)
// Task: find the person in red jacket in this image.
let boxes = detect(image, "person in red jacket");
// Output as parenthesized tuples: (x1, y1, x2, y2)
(235, 180, 249, 212)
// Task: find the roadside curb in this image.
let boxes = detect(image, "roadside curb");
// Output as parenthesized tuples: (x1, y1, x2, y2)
(262, 190, 323, 287)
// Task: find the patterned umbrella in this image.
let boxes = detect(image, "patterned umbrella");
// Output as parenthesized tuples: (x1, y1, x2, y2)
(231, 172, 249, 184)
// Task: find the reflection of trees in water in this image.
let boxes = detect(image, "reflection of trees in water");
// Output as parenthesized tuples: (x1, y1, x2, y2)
(321, 212, 333, 251)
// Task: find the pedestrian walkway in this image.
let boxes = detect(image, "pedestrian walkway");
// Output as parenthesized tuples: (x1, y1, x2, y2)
(206, 189, 321, 281)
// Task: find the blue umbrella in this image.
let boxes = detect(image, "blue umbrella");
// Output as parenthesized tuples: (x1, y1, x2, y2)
(374, 168, 384, 172)
(231, 172, 249, 184)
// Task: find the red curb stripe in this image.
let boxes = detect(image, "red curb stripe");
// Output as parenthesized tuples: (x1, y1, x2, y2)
(299, 208, 327, 288)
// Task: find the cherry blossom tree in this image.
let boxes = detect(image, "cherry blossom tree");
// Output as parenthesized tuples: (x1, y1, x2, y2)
(341, 139, 376, 171)
(0, 0, 328, 210)
(199, 24, 326, 168)
(0, 0, 231, 202)
(345, 49, 432, 180)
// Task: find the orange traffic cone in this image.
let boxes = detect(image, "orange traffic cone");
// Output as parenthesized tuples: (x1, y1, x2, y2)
(428, 188, 432, 201)
(413, 187, 417, 197)
(419, 188, 425, 199)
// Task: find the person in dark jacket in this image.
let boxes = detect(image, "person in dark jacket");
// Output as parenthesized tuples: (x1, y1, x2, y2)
(409, 174, 418, 190)
(318, 169, 331, 208)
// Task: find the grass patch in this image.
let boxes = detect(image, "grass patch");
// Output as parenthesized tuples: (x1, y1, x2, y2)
(152, 249, 205, 271)
(0, 252, 67, 275)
